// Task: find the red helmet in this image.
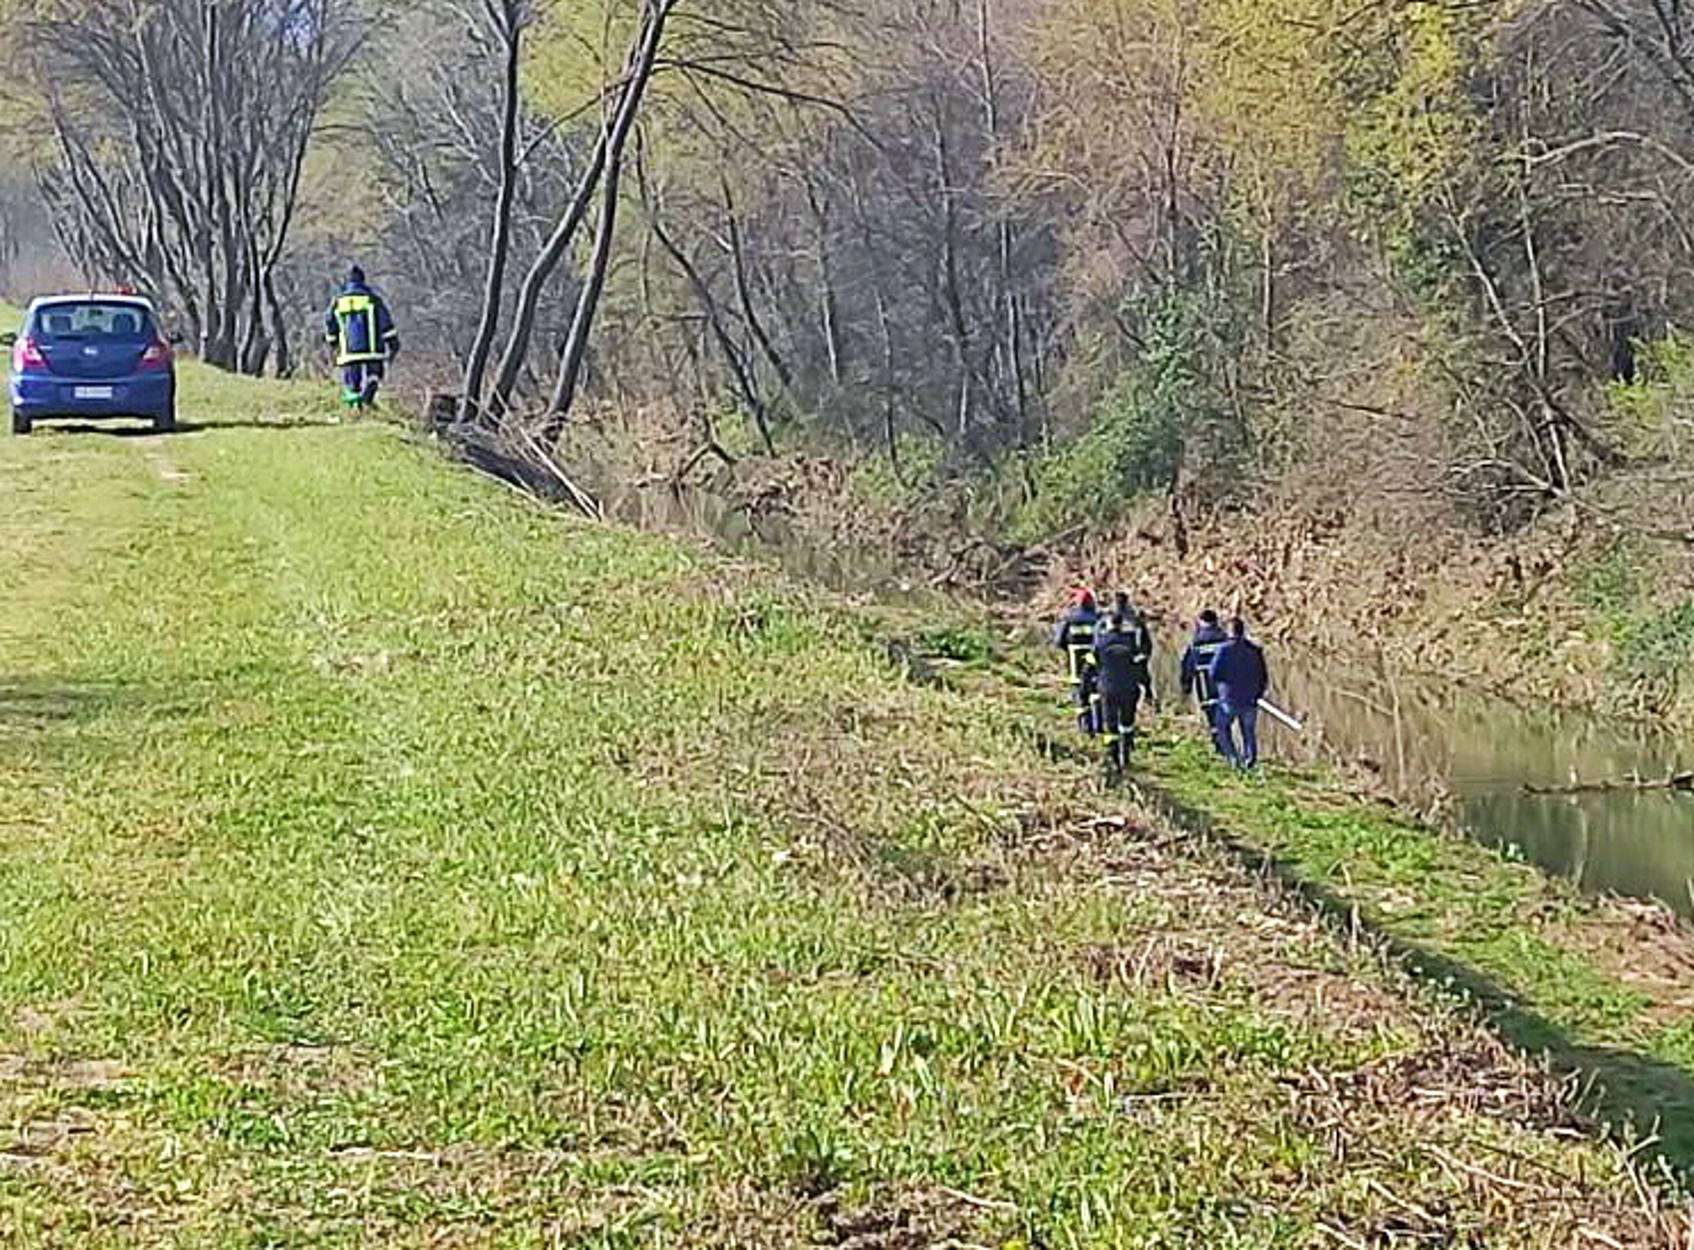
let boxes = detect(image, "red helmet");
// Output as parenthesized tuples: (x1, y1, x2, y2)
(1071, 586, 1096, 608)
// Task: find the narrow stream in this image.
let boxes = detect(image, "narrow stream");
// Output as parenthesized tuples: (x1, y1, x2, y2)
(1248, 648, 1694, 918)
(607, 479, 1694, 919)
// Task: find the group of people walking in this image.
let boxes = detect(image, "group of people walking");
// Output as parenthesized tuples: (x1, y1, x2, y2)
(1178, 608, 1270, 770)
(1054, 590, 1158, 771)
(1054, 589, 1272, 772)
(319, 270, 1273, 780)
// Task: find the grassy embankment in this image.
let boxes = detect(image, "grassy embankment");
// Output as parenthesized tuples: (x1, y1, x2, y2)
(1138, 737, 1694, 1157)
(0, 363, 1688, 1245)
(933, 631, 1694, 1179)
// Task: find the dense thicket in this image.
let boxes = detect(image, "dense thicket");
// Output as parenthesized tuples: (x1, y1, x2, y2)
(1, 0, 1691, 538)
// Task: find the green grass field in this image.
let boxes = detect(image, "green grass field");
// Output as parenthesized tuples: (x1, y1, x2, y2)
(0, 364, 1686, 1245)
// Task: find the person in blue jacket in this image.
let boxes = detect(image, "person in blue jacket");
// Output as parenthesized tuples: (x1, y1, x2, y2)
(1179, 609, 1229, 752)
(1209, 617, 1270, 770)
(1054, 587, 1101, 735)
(323, 266, 399, 411)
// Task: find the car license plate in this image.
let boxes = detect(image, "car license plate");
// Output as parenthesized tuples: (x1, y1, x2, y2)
(74, 386, 114, 400)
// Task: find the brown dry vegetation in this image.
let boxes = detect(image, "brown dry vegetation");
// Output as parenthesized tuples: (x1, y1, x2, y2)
(1058, 460, 1694, 722)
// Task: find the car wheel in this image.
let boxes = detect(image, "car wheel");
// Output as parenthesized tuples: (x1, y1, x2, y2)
(10, 408, 30, 436)
(154, 404, 176, 434)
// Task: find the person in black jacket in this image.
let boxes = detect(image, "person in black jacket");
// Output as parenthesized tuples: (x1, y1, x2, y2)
(1093, 604, 1157, 770)
(1054, 587, 1102, 734)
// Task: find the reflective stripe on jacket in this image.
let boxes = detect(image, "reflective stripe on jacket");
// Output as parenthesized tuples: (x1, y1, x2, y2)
(1055, 608, 1101, 685)
(325, 285, 397, 366)
(1181, 626, 1229, 709)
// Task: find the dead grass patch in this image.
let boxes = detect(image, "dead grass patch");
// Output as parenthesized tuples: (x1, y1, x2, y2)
(809, 1184, 987, 1249)
(1576, 896, 1694, 1026)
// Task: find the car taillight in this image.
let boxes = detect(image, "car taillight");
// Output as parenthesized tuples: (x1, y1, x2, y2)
(138, 339, 172, 371)
(12, 336, 44, 371)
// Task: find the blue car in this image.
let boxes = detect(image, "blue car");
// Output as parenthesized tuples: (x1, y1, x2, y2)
(6, 294, 178, 435)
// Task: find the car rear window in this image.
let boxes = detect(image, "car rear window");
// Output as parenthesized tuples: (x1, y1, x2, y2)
(32, 303, 153, 341)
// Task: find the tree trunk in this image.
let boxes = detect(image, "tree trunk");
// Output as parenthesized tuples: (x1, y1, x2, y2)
(485, 128, 610, 420)
(931, 100, 973, 437)
(721, 178, 795, 396)
(543, 134, 631, 431)
(977, 0, 1029, 444)
(642, 170, 777, 455)
(803, 175, 844, 388)
(264, 265, 292, 378)
(240, 237, 268, 375)
(459, 7, 525, 424)
(488, 0, 669, 421)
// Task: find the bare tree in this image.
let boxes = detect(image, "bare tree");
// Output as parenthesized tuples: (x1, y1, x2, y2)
(456, 0, 531, 423)
(25, 0, 360, 374)
(483, 0, 676, 427)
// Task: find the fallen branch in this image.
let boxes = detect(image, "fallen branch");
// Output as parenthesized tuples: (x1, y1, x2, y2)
(1523, 771, 1694, 796)
(672, 439, 736, 485)
(431, 412, 604, 522)
(510, 422, 605, 521)
(931, 1183, 1019, 1213)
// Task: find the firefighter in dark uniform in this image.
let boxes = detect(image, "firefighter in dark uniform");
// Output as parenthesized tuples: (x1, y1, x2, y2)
(1094, 602, 1157, 772)
(1179, 609, 1230, 753)
(1054, 587, 1102, 735)
(323, 265, 399, 411)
